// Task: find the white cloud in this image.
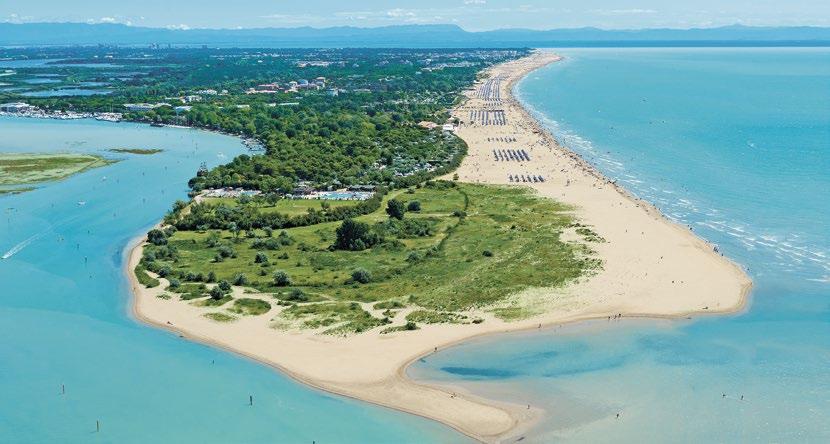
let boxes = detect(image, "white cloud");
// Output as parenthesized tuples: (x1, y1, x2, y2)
(464, 0, 487, 5)
(166, 24, 191, 30)
(85, 16, 136, 25)
(4, 13, 35, 24)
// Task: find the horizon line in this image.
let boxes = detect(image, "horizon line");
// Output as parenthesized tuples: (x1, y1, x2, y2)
(4, 21, 830, 33)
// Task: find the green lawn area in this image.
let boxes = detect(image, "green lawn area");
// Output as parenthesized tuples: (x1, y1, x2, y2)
(0, 152, 117, 186)
(142, 182, 601, 333)
(202, 196, 357, 217)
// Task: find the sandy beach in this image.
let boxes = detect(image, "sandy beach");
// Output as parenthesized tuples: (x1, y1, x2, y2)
(127, 50, 752, 443)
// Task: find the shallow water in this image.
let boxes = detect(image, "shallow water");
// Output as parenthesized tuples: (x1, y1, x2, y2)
(0, 117, 465, 443)
(412, 48, 830, 442)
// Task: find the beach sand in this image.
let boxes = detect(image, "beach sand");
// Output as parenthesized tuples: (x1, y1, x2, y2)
(127, 50, 752, 443)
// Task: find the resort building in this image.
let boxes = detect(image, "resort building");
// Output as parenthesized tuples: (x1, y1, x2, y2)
(124, 103, 170, 112)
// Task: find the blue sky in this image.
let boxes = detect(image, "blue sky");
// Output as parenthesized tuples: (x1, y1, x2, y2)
(2, 1, 828, 30)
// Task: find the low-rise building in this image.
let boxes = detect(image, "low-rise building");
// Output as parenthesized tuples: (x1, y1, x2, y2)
(124, 103, 169, 112)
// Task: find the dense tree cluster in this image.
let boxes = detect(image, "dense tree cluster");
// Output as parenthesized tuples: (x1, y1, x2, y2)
(2, 47, 528, 233)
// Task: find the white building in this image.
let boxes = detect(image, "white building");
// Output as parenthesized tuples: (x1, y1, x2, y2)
(124, 103, 169, 112)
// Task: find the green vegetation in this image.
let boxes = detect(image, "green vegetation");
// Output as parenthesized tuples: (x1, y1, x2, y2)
(228, 298, 272, 316)
(141, 181, 600, 332)
(279, 302, 390, 335)
(169, 283, 209, 300)
(173, 190, 387, 230)
(381, 322, 419, 334)
(35, 46, 603, 334)
(204, 196, 357, 217)
(109, 148, 163, 155)
(0, 187, 36, 195)
(134, 265, 160, 288)
(0, 153, 116, 186)
(204, 312, 237, 323)
(572, 224, 607, 243)
(406, 310, 475, 325)
(374, 300, 405, 310)
(3, 47, 525, 195)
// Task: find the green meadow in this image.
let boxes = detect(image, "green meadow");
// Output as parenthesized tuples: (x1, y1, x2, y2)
(0, 153, 116, 189)
(141, 181, 601, 334)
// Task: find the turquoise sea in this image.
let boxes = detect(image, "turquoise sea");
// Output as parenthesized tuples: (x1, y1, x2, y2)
(412, 48, 830, 442)
(0, 118, 463, 443)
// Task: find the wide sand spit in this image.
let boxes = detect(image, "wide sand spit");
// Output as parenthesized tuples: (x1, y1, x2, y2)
(127, 50, 752, 443)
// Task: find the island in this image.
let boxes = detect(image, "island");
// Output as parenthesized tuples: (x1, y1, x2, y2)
(0, 152, 116, 194)
(108, 148, 163, 155)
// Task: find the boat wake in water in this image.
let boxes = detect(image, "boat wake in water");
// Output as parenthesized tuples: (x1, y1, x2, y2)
(1, 233, 39, 259)
(1, 213, 84, 260)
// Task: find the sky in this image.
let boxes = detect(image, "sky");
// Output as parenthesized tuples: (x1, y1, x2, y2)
(2, 0, 829, 31)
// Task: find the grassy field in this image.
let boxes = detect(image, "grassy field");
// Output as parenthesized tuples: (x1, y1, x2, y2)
(142, 182, 601, 334)
(0, 152, 117, 186)
(202, 196, 357, 217)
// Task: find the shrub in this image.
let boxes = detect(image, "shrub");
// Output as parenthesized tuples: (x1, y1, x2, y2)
(218, 245, 235, 258)
(232, 273, 248, 286)
(334, 218, 381, 251)
(218, 280, 232, 293)
(207, 233, 222, 250)
(273, 270, 291, 287)
(285, 288, 308, 302)
(386, 199, 406, 220)
(206, 271, 217, 283)
(277, 231, 294, 246)
(209, 286, 224, 300)
(251, 238, 281, 250)
(351, 268, 372, 284)
(482, 250, 493, 257)
(407, 200, 421, 212)
(147, 229, 168, 246)
(254, 252, 269, 264)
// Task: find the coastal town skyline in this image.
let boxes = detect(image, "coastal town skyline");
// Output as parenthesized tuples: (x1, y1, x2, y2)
(3, 0, 829, 31)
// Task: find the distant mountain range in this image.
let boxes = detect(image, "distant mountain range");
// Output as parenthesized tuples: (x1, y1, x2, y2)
(2, 23, 829, 47)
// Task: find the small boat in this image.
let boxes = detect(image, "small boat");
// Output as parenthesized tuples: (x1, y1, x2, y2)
(77, 201, 86, 206)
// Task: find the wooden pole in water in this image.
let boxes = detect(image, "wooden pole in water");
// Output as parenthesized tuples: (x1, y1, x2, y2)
(61, 384, 65, 395)
(96, 420, 100, 432)
(249, 395, 253, 406)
